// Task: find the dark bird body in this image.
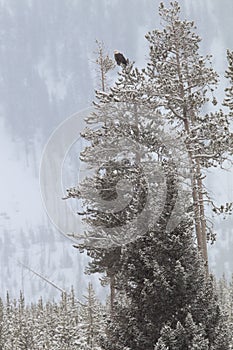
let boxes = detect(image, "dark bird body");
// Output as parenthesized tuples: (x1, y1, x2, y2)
(114, 50, 128, 66)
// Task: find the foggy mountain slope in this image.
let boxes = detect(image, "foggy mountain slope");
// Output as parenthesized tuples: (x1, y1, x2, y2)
(0, 0, 232, 302)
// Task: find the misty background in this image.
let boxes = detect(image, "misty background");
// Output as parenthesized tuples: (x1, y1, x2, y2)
(0, 0, 233, 303)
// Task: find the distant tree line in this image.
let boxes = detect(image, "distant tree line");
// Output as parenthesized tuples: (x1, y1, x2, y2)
(0, 276, 233, 349)
(0, 284, 106, 350)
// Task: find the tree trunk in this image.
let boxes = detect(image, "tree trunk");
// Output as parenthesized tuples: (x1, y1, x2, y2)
(110, 274, 115, 315)
(196, 158, 208, 271)
(183, 118, 208, 273)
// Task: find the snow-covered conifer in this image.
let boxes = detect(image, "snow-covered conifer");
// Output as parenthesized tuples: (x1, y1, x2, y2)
(154, 314, 209, 349)
(79, 283, 105, 350)
(101, 214, 230, 349)
(99, 166, 230, 349)
(64, 2, 232, 349)
(94, 40, 115, 92)
(145, 1, 232, 268)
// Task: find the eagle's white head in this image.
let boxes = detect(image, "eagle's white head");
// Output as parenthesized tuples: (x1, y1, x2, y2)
(114, 50, 119, 54)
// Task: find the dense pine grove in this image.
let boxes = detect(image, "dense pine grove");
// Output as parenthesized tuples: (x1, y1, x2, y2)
(0, 284, 106, 350)
(0, 277, 233, 349)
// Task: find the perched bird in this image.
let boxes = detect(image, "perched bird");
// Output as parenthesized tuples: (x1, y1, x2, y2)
(114, 50, 128, 66)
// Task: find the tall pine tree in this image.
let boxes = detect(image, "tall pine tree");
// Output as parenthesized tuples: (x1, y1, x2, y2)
(145, 1, 232, 269)
(100, 177, 230, 349)
(65, 2, 232, 348)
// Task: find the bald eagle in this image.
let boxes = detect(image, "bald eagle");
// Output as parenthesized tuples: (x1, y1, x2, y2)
(114, 50, 128, 66)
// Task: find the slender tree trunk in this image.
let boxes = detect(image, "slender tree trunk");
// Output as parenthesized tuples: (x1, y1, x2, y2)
(175, 49, 208, 272)
(183, 121, 204, 252)
(196, 158, 208, 270)
(183, 122, 208, 272)
(98, 51, 116, 313)
(100, 52, 105, 92)
(110, 274, 115, 315)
